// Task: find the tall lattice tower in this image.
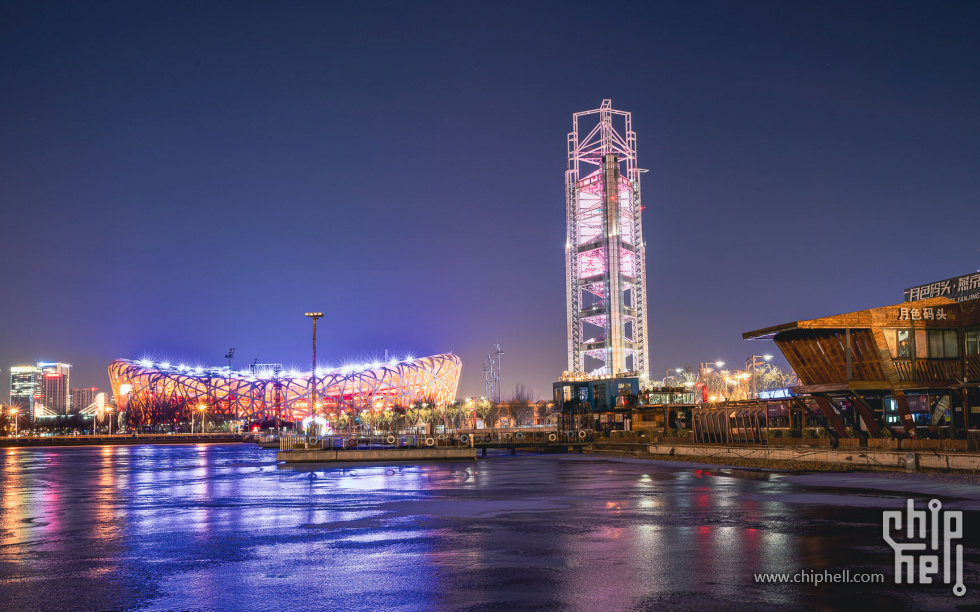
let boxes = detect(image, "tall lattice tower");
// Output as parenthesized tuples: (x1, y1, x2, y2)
(565, 100, 650, 378)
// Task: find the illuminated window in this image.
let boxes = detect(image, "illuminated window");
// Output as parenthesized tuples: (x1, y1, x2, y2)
(883, 328, 913, 358)
(896, 330, 911, 359)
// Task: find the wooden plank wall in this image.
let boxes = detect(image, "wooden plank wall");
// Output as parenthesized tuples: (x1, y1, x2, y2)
(775, 328, 885, 386)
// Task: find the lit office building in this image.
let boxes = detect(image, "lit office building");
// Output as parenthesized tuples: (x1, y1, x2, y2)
(9, 365, 41, 422)
(36, 362, 71, 415)
(71, 387, 99, 412)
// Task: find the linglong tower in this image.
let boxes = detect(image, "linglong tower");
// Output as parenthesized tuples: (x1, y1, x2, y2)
(565, 100, 649, 378)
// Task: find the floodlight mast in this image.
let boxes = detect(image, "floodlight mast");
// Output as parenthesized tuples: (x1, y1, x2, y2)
(493, 344, 504, 403)
(565, 99, 649, 378)
(482, 361, 492, 401)
(304, 312, 323, 436)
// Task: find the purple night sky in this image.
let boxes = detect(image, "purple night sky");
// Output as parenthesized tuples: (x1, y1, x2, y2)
(1, 1, 978, 399)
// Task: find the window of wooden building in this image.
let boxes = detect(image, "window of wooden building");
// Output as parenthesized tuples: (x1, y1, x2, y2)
(883, 328, 958, 359)
(967, 330, 980, 356)
(927, 330, 959, 358)
(885, 329, 911, 358)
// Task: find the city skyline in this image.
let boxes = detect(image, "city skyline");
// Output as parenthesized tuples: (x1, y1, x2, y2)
(2, 4, 980, 609)
(2, 2, 979, 399)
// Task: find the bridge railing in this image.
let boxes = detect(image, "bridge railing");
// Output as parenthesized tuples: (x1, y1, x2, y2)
(465, 429, 594, 444)
(281, 433, 477, 451)
(275, 429, 596, 451)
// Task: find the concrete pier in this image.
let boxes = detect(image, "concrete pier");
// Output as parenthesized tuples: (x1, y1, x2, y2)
(277, 447, 478, 463)
(633, 443, 980, 472)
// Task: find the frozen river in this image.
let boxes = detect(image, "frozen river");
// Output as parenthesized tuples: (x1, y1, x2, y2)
(0, 444, 977, 611)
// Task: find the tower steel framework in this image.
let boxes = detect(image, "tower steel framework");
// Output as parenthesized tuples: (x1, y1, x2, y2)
(565, 100, 650, 377)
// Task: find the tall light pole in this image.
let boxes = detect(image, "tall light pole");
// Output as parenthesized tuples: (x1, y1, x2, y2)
(225, 347, 236, 371)
(493, 344, 504, 403)
(695, 361, 725, 403)
(305, 312, 323, 437)
(10, 408, 18, 437)
(698, 361, 725, 379)
(746, 355, 773, 400)
(482, 361, 492, 401)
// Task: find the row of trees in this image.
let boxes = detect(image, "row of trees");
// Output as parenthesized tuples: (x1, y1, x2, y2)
(327, 387, 541, 435)
(109, 388, 542, 434)
(661, 363, 799, 402)
(0, 408, 121, 435)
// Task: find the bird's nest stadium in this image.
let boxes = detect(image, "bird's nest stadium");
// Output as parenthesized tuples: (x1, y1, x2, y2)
(108, 354, 461, 427)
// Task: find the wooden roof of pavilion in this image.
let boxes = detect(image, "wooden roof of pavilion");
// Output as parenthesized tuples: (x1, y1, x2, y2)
(742, 296, 960, 340)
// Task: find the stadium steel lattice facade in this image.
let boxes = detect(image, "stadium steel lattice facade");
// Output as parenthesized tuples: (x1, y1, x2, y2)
(108, 354, 461, 426)
(565, 100, 650, 377)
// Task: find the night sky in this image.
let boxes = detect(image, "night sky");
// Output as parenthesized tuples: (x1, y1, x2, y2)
(1, 1, 978, 399)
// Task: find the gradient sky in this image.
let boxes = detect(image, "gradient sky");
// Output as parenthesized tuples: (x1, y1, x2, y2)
(1, 1, 978, 400)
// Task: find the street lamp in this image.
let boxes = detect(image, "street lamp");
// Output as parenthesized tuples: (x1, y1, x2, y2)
(105, 406, 114, 436)
(746, 354, 774, 399)
(698, 361, 725, 378)
(10, 408, 18, 437)
(198, 404, 207, 434)
(305, 312, 323, 437)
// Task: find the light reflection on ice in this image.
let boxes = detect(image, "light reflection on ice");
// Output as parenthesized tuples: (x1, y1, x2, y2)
(0, 446, 974, 612)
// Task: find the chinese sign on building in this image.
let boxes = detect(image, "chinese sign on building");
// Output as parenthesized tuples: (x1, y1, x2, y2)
(897, 307, 947, 321)
(904, 272, 980, 303)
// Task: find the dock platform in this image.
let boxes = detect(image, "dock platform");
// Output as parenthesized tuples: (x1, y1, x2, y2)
(277, 447, 477, 463)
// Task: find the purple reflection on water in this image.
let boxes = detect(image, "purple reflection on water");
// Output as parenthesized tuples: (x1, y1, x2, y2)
(0, 445, 977, 611)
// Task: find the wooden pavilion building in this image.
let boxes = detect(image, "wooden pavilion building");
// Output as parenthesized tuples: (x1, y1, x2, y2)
(743, 296, 980, 438)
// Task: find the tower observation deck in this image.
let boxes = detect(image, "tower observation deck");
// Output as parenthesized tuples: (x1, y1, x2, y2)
(565, 100, 650, 378)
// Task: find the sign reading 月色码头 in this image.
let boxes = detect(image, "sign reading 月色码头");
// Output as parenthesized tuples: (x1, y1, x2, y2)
(897, 307, 948, 321)
(904, 272, 980, 303)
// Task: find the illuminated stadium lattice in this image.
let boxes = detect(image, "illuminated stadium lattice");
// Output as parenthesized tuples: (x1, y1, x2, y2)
(108, 354, 461, 426)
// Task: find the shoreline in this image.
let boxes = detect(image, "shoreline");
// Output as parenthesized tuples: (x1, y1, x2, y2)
(586, 441, 980, 475)
(0, 434, 250, 448)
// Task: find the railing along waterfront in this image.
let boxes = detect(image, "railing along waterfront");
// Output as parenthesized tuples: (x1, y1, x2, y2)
(0, 432, 248, 446)
(276, 429, 592, 451)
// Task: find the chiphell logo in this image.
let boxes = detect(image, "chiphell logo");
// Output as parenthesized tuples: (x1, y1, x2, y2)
(883, 499, 965, 596)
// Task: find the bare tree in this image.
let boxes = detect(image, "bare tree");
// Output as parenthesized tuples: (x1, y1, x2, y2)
(755, 364, 798, 392)
(509, 383, 535, 427)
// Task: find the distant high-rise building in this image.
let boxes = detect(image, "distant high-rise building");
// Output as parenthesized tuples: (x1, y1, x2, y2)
(10, 365, 42, 421)
(71, 387, 99, 412)
(36, 362, 71, 415)
(565, 100, 650, 377)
